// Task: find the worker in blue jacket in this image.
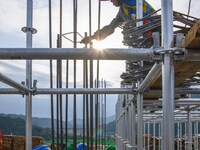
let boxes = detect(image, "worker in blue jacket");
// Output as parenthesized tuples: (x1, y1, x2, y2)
(81, 0, 155, 44)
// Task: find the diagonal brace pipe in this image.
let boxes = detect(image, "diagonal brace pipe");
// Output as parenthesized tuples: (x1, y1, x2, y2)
(0, 72, 30, 93)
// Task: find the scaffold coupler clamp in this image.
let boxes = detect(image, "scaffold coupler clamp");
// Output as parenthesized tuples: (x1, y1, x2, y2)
(131, 87, 137, 94)
(21, 81, 26, 97)
(32, 80, 37, 95)
(21, 26, 37, 34)
(154, 47, 186, 60)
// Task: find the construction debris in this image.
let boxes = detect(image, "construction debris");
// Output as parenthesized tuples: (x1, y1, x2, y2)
(2, 135, 44, 150)
(121, 10, 198, 48)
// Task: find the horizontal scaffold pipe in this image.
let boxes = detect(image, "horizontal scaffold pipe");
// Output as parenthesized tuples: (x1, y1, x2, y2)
(143, 98, 200, 106)
(0, 88, 24, 94)
(35, 88, 133, 94)
(145, 88, 200, 95)
(0, 73, 30, 93)
(185, 48, 200, 61)
(0, 88, 133, 95)
(0, 48, 153, 60)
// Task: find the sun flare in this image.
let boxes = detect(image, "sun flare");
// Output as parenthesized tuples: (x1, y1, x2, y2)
(93, 41, 106, 51)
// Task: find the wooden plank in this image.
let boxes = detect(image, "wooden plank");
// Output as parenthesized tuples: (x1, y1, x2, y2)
(144, 21, 200, 100)
(144, 61, 200, 99)
(184, 20, 200, 48)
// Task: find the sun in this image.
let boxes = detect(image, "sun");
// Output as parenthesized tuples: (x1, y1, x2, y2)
(93, 40, 106, 51)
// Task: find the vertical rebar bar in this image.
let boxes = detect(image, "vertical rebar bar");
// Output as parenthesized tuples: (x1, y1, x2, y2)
(58, 60, 63, 149)
(161, 0, 174, 149)
(25, 0, 33, 149)
(58, 4, 64, 143)
(56, 35, 62, 149)
(73, 0, 78, 148)
(84, 32, 90, 148)
(59, 0, 64, 147)
(90, 64, 94, 149)
(48, 0, 55, 149)
(56, 90, 59, 147)
(83, 58, 86, 150)
(104, 80, 106, 150)
(95, 79, 98, 149)
(86, 60, 90, 147)
(88, 0, 94, 147)
(65, 59, 69, 150)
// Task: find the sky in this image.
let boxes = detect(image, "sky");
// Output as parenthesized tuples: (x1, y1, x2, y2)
(0, 0, 199, 120)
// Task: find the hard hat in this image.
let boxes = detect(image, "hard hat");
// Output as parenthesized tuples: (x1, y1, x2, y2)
(77, 143, 88, 150)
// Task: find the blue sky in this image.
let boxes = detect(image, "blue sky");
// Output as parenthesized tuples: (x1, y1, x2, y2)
(0, 0, 199, 120)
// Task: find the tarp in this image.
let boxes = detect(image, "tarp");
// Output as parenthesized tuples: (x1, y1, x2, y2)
(32, 145, 51, 150)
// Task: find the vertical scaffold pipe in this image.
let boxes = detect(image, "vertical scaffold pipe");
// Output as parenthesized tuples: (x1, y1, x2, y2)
(187, 110, 192, 150)
(161, 0, 174, 149)
(180, 123, 182, 150)
(25, 0, 33, 149)
(131, 101, 136, 149)
(136, 0, 144, 149)
(177, 122, 180, 150)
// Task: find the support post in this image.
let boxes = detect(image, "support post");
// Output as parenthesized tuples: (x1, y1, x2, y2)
(136, 0, 144, 149)
(131, 101, 136, 149)
(187, 110, 192, 150)
(161, 0, 175, 149)
(137, 92, 143, 150)
(25, 0, 33, 149)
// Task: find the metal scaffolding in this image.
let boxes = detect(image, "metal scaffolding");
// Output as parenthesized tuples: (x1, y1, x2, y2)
(1, 0, 200, 150)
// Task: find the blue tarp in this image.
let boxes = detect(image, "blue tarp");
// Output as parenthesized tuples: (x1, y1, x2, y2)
(32, 145, 51, 150)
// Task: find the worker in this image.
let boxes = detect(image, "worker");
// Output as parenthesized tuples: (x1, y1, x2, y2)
(81, 0, 155, 44)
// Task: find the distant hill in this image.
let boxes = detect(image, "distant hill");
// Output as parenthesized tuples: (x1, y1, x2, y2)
(0, 113, 116, 138)
(0, 113, 115, 129)
(106, 121, 116, 136)
(0, 114, 51, 139)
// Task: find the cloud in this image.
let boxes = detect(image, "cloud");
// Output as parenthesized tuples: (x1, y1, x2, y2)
(1, 0, 198, 119)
